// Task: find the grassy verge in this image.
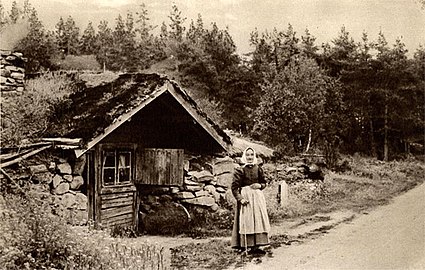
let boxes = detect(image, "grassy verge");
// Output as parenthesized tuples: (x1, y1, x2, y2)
(265, 156, 425, 222)
(0, 191, 166, 270)
(171, 156, 425, 269)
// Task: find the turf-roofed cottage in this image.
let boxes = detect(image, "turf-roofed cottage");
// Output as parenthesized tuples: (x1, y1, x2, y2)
(57, 73, 231, 229)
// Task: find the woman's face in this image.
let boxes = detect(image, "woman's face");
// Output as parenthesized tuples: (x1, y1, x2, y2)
(245, 149, 255, 164)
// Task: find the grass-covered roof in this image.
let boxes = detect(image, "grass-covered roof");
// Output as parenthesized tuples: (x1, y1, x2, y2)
(49, 72, 231, 151)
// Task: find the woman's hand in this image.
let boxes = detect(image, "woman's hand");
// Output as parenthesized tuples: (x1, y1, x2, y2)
(240, 199, 249, 205)
(250, 183, 262, 190)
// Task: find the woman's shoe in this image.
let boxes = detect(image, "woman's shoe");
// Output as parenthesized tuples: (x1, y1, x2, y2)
(248, 248, 266, 255)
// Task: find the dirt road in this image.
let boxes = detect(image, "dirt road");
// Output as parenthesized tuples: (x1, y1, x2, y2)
(242, 183, 425, 270)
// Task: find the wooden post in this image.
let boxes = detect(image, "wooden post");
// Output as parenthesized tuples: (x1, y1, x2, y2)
(278, 181, 289, 207)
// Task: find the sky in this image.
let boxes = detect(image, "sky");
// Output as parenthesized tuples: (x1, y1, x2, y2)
(2, 0, 425, 56)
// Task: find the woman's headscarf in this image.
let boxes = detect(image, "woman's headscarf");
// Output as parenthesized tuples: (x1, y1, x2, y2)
(240, 147, 258, 166)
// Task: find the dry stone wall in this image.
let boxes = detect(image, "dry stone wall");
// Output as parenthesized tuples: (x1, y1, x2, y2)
(0, 50, 26, 96)
(138, 155, 238, 233)
(2, 152, 88, 226)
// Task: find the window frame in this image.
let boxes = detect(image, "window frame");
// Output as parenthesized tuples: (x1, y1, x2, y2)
(101, 148, 134, 187)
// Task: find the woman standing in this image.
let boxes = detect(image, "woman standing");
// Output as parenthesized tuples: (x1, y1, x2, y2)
(231, 147, 270, 254)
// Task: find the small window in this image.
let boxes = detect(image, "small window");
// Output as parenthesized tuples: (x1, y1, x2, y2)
(102, 150, 132, 186)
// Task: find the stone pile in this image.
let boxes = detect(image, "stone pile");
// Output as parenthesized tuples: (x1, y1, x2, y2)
(0, 50, 26, 96)
(269, 161, 324, 184)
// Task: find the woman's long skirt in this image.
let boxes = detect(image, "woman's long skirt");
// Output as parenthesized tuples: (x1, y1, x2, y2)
(231, 187, 270, 249)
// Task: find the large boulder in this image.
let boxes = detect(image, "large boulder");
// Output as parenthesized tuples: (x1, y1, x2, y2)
(63, 174, 73, 183)
(204, 185, 216, 193)
(190, 170, 214, 183)
(75, 193, 87, 210)
(73, 155, 86, 175)
(142, 202, 190, 234)
(61, 193, 77, 209)
(33, 172, 53, 184)
(70, 175, 84, 190)
(185, 185, 203, 192)
(181, 196, 215, 207)
(216, 173, 233, 188)
(194, 190, 209, 197)
(57, 163, 72, 175)
(54, 182, 70, 195)
(174, 191, 195, 199)
(213, 156, 234, 175)
(52, 174, 63, 188)
(29, 164, 48, 174)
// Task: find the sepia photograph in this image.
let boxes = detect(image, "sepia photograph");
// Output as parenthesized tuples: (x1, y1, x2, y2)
(0, 0, 424, 269)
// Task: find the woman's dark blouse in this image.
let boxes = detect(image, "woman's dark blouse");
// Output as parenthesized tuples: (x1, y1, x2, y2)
(232, 164, 266, 202)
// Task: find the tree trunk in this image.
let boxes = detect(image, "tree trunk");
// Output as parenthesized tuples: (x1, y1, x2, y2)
(369, 96, 377, 158)
(274, 45, 279, 72)
(369, 118, 377, 157)
(383, 94, 389, 162)
(305, 129, 312, 153)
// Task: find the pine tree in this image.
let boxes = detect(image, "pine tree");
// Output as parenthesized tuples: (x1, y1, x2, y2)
(14, 4, 55, 72)
(301, 28, 318, 58)
(80, 21, 96, 54)
(9, 1, 20, 24)
(168, 4, 186, 42)
(95, 20, 113, 71)
(64, 16, 80, 55)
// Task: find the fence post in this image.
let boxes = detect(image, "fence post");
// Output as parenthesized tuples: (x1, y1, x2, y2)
(278, 181, 289, 207)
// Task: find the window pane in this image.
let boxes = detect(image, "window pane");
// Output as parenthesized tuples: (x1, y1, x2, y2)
(103, 168, 115, 185)
(104, 152, 115, 167)
(118, 153, 131, 167)
(118, 168, 130, 182)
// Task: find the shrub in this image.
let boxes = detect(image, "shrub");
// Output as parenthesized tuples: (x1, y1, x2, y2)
(1, 73, 76, 146)
(0, 191, 167, 270)
(52, 55, 101, 71)
(183, 206, 234, 238)
(0, 193, 72, 269)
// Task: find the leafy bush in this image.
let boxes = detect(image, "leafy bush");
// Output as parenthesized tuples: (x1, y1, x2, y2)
(0, 192, 167, 270)
(52, 55, 101, 71)
(183, 206, 234, 238)
(262, 156, 425, 221)
(1, 73, 76, 146)
(0, 193, 72, 269)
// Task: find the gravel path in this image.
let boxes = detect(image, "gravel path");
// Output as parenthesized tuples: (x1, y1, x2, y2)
(238, 183, 425, 270)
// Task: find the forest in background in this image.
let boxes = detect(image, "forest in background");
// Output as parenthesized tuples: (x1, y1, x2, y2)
(1, 0, 424, 164)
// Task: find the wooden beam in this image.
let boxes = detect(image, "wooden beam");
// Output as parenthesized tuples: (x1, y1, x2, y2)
(0, 142, 52, 152)
(42, 137, 82, 145)
(0, 145, 52, 168)
(0, 148, 33, 162)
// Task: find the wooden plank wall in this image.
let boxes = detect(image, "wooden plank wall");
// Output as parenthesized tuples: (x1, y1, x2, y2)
(100, 189, 136, 227)
(136, 148, 184, 186)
